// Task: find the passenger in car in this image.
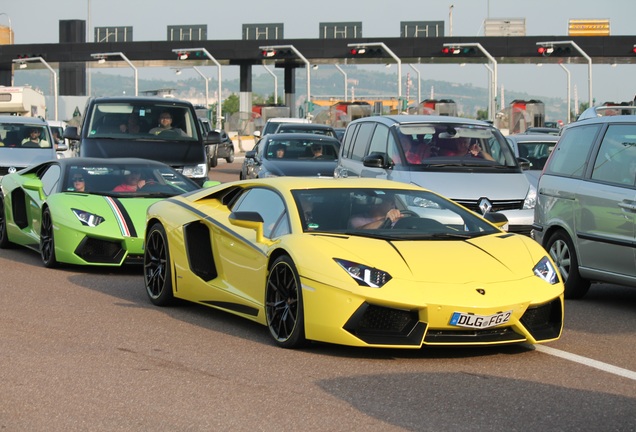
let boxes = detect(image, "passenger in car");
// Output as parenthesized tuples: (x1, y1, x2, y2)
(349, 195, 403, 229)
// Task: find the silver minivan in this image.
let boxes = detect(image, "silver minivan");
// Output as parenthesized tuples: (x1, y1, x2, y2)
(335, 115, 536, 235)
(533, 115, 636, 299)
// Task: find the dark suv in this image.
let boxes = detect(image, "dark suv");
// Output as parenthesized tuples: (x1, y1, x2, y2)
(65, 97, 219, 185)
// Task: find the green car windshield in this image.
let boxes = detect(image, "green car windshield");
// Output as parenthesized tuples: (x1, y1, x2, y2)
(65, 162, 199, 196)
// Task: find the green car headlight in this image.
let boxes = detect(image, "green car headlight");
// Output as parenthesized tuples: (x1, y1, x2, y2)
(72, 208, 105, 227)
(533, 256, 558, 285)
(334, 258, 392, 288)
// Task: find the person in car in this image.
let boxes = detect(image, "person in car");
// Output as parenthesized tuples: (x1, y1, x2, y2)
(349, 195, 403, 229)
(310, 143, 323, 158)
(21, 128, 50, 148)
(150, 112, 186, 136)
(274, 144, 286, 158)
(120, 115, 141, 134)
(69, 171, 87, 192)
(113, 170, 145, 192)
(439, 137, 494, 160)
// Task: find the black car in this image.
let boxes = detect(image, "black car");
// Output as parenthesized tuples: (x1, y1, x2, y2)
(207, 129, 235, 167)
(274, 123, 338, 139)
(64, 96, 220, 186)
(240, 133, 340, 179)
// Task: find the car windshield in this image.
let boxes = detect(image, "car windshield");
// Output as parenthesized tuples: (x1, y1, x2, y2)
(0, 123, 54, 148)
(265, 138, 339, 160)
(516, 141, 555, 170)
(64, 162, 199, 196)
(85, 102, 199, 142)
(396, 123, 517, 168)
(292, 187, 500, 239)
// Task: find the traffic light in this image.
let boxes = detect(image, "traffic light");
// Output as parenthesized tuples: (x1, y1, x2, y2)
(633, 45, 636, 54)
(441, 47, 476, 55)
(349, 46, 383, 57)
(16, 53, 44, 60)
(176, 51, 205, 60)
(260, 48, 293, 59)
(537, 45, 571, 57)
(537, 46, 554, 56)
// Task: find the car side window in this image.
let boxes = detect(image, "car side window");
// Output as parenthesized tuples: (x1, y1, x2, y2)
(368, 124, 389, 155)
(591, 124, 636, 186)
(545, 124, 600, 177)
(40, 164, 61, 196)
(232, 188, 289, 238)
(351, 123, 375, 161)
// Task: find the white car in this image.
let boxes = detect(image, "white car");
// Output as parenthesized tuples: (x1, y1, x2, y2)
(47, 119, 76, 158)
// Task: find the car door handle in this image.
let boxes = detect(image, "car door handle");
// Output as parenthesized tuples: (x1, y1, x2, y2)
(618, 200, 636, 212)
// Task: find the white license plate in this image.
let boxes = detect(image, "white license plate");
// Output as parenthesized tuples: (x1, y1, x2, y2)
(449, 310, 512, 329)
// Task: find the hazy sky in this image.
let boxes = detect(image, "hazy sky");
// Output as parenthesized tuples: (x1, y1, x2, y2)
(3, 0, 635, 110)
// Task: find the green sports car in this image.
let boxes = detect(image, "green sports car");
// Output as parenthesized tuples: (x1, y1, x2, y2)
(0, 157, 209, 268)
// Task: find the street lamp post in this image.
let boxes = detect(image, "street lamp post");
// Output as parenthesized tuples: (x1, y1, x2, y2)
(443, 42, 497, 121)
(334, 64, 348, 102)
(536, 40, 592, 108)
(408, 64, 421, 105)
(347, 42, 402, 98)
(259, 44, 311, 119)
(262, 65, 278, 103)
(174, 66, 209, 107)
(91, 52, 138, 96)
(559, 63, 571, 124)
(12, 57, 58, 120)
(172, 48, 222, 128)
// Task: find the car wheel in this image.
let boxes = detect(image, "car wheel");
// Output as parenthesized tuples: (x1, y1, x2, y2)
(0, 197, 13, 249)
(546, 230, 590, 299)
(265, 255, 307, 348)
(226, 148, 235, 163)
(40, 208, 58, 268)
(144, 223, 174, 306)
(209, 154, 218, 168)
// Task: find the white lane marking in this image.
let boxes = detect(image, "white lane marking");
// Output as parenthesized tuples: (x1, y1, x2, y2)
(535, 345, 636, 381)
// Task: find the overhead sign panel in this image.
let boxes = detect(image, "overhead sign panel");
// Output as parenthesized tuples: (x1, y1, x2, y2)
(568, 19, 610, 36)
(167, 25, 207, 41)
(319, 22, 362, 39)
(400, 21, 444, 38)
(95, 26, 133, 42)
(484, 19, 526, 36)
(243, 24, 284, 40)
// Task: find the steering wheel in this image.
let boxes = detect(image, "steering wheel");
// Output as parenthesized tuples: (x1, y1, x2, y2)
(380, 210, 419, 229)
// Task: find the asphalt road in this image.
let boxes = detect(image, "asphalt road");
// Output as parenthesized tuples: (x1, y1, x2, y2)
(1, 158, 635, 431)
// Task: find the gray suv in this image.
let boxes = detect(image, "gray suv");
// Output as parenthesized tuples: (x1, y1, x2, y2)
(533, 115, 636, 299)
(335, 115, 536, 235)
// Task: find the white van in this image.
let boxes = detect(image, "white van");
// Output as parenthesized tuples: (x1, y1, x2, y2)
(335, 115, 536, 235)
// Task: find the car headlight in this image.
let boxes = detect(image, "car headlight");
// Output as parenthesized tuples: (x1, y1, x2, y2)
(72, 208, 105, 227)
(523, 184, 537, 209)
(533, 256, 558, 284)
(181, 164, 208, 178)
(334, 258, 392, 288)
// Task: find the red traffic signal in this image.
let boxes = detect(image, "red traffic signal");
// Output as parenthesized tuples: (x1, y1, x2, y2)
(537, 46, 554, 56)
(350, 47, 367, 55)
(441, 47, 460, 55)
(262, 49, 276, 58)
(176, 52, 190, 60)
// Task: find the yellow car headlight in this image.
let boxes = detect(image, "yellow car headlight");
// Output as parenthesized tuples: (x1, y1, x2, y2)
(533, 256, 558, 284)
(334, 258, 392, 288)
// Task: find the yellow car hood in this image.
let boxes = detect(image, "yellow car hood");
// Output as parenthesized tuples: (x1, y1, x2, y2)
(311, 232, 537, 284)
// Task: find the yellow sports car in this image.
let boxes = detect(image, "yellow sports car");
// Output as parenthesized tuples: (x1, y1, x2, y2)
(144, 177, 564, 349)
